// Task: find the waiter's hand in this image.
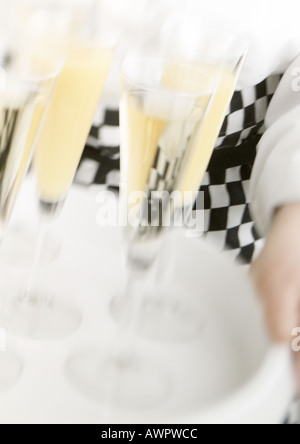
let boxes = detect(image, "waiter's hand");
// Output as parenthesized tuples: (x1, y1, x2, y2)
(251, 203, 300, 384)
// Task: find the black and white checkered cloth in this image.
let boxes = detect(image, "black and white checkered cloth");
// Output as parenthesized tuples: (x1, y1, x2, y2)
(200, 74, 282, 263)
(76, 100, 121, 189)
(76, 74, 282, 264)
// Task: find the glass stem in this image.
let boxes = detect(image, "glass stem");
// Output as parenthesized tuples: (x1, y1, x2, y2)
(111, 230, 164, 363)
(20, 200, 64, 306)
(112, 269, 145, 364)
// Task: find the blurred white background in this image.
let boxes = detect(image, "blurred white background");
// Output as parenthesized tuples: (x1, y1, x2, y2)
(1, 0, 300, 93)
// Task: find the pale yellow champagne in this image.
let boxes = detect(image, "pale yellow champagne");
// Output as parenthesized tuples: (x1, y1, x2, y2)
(162, 62, 239, 195)
(7, 103, 46, 219)
(34, 45, 114, 203)
(122, 99, 166, 199)
(178, 66, 238, 196)
(121, 63, 214, 200)
(120, 90, 209, 207)
(121, 61, 239, 238)
(0, 83, 39, 231)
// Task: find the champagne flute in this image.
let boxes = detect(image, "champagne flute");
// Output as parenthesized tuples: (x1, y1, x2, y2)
(110, 37, 249, 343)
(0, 0, 117, 339)
(66, 57, 217, 409)
(0, 47, 62, 390)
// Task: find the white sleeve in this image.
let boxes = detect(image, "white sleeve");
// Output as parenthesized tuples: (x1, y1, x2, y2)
(250, 54, 300, 235)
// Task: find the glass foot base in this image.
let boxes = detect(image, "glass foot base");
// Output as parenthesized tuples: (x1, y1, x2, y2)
(0, 353, 22, 392)
(66, 349, 171, 410)
(0, 298, 82, 340)
(111, 294, 204, 343)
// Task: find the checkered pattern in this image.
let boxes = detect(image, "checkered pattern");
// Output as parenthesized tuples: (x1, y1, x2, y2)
(76, 75, 282, 264)
(76, 99, 120, 189)
(215, 75, 281, 150)
(200, 165, 265, 263)
(147, 147, 183, 194)
(194, 74, 282, 263)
